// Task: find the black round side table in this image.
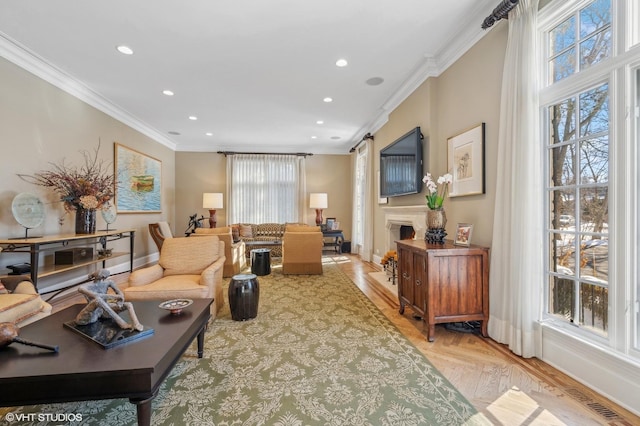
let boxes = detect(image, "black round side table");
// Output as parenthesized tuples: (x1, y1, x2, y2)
(250, 248, 271, 276)
(228, 273, 260, 321)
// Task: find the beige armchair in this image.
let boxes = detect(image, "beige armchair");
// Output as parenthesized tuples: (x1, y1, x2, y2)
(282, 225, 323, 275)
(124, 236, 225, 318)
(194, 227, 247, 277)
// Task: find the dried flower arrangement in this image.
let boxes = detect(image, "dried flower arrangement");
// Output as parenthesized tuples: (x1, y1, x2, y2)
(18, 143, 115, 221)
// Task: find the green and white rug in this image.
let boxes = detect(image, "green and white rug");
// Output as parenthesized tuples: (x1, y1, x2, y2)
(5, 262, 489, 425)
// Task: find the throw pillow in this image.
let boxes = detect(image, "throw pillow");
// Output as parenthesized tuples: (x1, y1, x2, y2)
(239, 224, 253, 238)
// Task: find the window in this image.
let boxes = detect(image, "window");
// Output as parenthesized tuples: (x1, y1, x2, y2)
(541, 0, 639, 355)
(547, 82, 610, 336)
(227, 154, 305, 224)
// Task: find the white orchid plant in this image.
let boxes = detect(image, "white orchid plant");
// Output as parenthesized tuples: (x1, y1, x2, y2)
(422, 172, 453, 209)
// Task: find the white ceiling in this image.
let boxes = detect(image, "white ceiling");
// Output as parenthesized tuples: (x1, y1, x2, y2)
(0, 1, 496, 154)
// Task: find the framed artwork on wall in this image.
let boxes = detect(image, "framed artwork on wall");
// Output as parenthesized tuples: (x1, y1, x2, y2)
(114, 143, 162, 213)
(454, 223, 473, 246)
(447, 123, 485, 197)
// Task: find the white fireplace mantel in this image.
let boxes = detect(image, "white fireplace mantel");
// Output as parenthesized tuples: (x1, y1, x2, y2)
(382, 205, 426, 252)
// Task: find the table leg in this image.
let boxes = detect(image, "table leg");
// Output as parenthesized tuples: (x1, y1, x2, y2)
(131, 393, 155, 426)
(197, 323, 207, 358)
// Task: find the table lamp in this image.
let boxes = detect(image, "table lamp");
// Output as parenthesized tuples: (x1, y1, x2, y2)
(309, 193, 328, 226)
(202, 193, 223, 228)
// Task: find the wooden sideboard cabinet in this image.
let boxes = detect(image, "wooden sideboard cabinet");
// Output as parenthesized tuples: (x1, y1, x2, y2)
(396, 239, 489, 342)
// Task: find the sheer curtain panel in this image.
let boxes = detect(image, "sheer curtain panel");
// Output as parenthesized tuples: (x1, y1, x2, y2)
(227, 154, 306, 224)
(488, 0, 543, 358)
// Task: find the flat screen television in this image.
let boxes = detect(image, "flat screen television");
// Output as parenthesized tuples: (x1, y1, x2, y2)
(379, 127, 423, 198)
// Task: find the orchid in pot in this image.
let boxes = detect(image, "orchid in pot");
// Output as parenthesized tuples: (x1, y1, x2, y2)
(422, 172, 452, 210)
(422, 172, 452, 244)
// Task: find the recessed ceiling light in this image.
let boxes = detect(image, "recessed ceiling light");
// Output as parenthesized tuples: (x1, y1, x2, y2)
(323, 97, 333, 103)
(336, 59, 348, 67)
(366, 77, 385, 86)
(311, 136, 317, 139)
(162, 90, 174, 96)
(168, 131, 181, 135)
(116, 45, 134, 55)
(188, 116, 198, 121)
(316, 120, 324, 125)
(205, 132, 213, 136)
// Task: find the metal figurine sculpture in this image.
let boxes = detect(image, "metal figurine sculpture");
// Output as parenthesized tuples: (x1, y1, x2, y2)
(74, 269, 143, 331)
(185, 213, 205, 236)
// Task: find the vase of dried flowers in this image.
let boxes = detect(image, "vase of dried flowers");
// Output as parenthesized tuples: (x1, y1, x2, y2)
(17, 142, 115, 234)
(75, 207, 97, 234)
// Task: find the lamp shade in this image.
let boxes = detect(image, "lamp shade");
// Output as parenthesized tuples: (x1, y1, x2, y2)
(203, 193, 223, 209)
(309, 193, 328, 209)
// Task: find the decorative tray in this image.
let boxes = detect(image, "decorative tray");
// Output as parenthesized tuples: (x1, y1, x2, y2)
(159, 298, 193, 315)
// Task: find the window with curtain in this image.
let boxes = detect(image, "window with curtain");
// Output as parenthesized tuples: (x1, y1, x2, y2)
(353, 144, 368, 253)
(541, 0, 639, 356)
(227, 154, 305, 224)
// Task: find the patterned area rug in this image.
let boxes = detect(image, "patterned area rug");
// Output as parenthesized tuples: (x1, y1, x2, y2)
(6, 262, 489, 425)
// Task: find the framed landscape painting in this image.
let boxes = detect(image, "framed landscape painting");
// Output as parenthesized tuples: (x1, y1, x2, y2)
(115, 143, 162, 213)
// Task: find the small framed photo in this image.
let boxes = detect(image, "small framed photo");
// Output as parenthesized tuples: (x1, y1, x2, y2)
(332, 221, 340, 230)
(454, 223, 473, 246)
(326, 218, 335, 230)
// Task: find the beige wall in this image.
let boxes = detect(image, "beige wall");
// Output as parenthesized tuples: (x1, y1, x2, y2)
(175, 152, 352, 238)
(0, 57, 176, 289)
(369, 22, 507, 256)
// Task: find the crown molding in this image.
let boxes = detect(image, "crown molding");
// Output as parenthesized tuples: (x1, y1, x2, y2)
(357, 1, 496, 142)
(0, 32, 176, 151)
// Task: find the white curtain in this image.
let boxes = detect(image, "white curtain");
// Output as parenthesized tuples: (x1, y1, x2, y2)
(352, 140, 373, 261)
(488, 0, 542, 358)
(226, 154, 306, 224)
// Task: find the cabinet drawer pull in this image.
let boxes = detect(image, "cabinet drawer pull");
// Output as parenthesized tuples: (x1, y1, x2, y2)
(415, 279, 421, 286)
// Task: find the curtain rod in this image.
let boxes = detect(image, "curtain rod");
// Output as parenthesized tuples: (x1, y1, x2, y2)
(481, 0, 519, 29)
(349, 132, 375, 153)
(217, 151, 313, 157)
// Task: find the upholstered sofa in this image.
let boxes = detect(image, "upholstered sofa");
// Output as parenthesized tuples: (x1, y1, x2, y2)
(0, 276, 52, 327)
(193, 227, 247, 277)
(234, 223, 287, 257)
(282, 225, 324, 274)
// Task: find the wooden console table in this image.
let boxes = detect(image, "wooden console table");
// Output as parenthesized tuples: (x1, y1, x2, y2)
(0, 229, 135, 294)
(396, 239, 489, 342)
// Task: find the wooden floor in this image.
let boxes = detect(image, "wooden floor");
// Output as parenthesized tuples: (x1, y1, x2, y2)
(51, 254, 639, 425)
(333, 254, 639, 426)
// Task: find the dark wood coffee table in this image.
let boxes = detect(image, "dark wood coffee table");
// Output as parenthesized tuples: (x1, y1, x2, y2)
(0, 298, 212, 425)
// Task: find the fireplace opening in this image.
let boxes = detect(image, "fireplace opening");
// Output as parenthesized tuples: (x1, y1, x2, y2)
(400, 225, 415, 240)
